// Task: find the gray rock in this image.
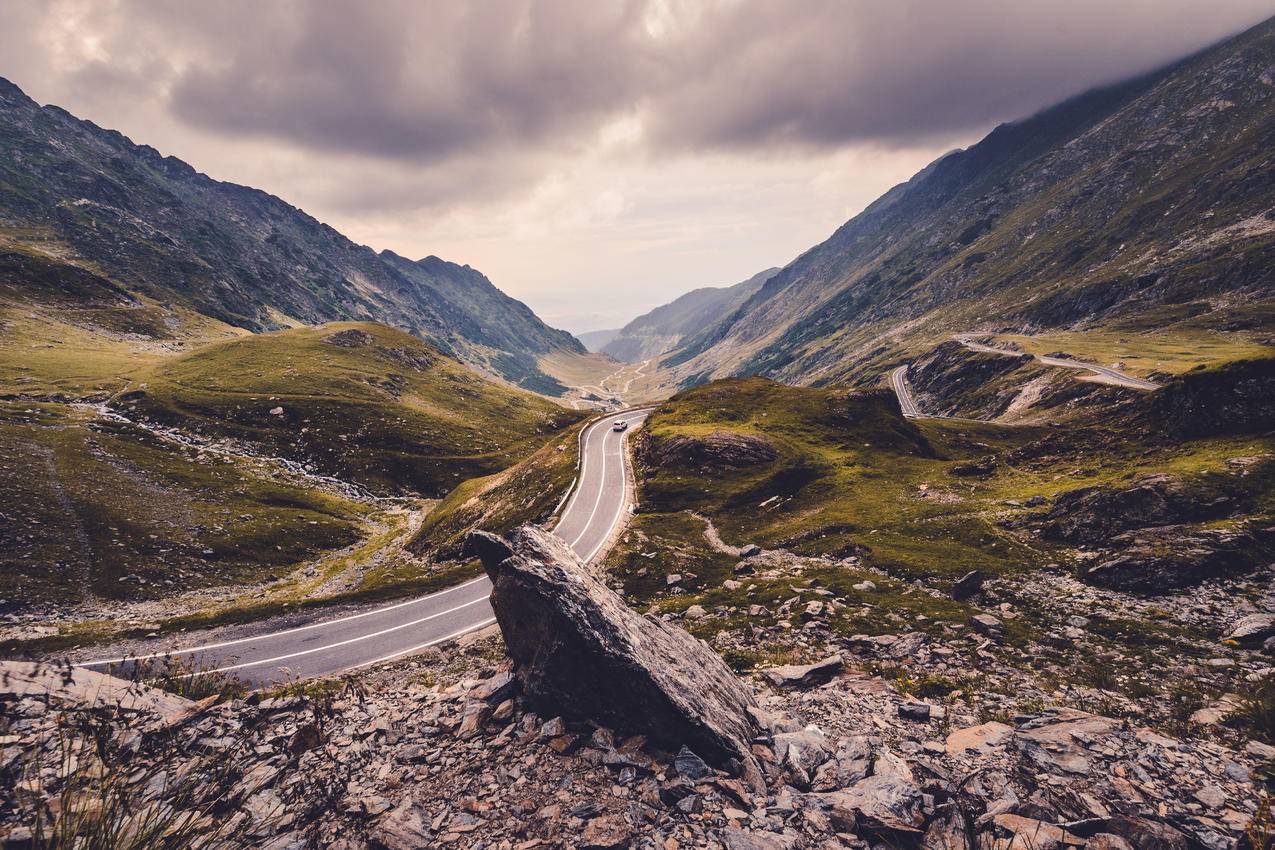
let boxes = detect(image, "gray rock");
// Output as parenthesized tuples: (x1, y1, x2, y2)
(720, 826, 802, 850)
(469, 670, 516, 702)
(1223, 613, 1275, 645)
(971, 614, 1004, 640)
(773, 727, 831, 788)
(580, 814, 632, 849)
(923, 804, 971, 850)
(824, 747, 925, 834)
(674, 745, 713, 780)
(739, 544, 761, 558)
(951, 570, 984, 600)
(811, 735, 872, 791)
(898, 702, 931, 721)
(470, 527, 761, 777)
(759, 655, 843, 689)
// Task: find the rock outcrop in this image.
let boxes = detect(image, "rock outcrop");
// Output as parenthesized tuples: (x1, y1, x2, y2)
(643, 430, 778, 472)
(469, 526, 761, 775)
(1040, 474, 1225, 544)
(1083, 526, 1263, 592)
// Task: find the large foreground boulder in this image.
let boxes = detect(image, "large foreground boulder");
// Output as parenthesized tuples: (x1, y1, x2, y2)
(469, 526, 760, 775)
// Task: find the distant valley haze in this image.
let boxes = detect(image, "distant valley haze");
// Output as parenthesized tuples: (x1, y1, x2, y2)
(2, 0, 1272, 333)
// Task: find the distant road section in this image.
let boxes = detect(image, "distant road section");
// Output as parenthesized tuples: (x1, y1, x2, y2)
(954, 334, 1159, 390)
(890, 365, 921, 418)
(890, 335, 1160, 421)
(78, 409, 652, 686)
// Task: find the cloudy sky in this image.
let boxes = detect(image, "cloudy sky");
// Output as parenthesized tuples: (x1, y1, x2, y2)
(1, 1, 1270, 333)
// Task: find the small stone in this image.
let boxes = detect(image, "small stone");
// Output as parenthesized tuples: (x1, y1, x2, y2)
(951, 570, 984, 599)
(580, 814, 632, 849)
(852, 580, 876, 592)
(898, 702, 930, 721)
(1194, 785, 1226, 809)
(658, 779, 697, 807)
(685, 604, 708, 620)
(674, 745, 713, 780)
(1246, 740, 1275, 759)
(971, 614, 1004, 640)
(739, 544, 761, 558)
(759, 655, 843, 689)
(1223, 613, 1275, 645)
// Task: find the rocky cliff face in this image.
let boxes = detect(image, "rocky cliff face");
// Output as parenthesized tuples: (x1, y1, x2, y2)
(665, 16, 1275, 387)
(0, 77, 581, 392)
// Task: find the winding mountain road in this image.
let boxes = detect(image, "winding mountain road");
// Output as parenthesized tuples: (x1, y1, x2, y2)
(890, 365, 921, 418)
(79, 408, 652, 686)
(954, 334, 1160, 390)
(891, 336, 1160, 420)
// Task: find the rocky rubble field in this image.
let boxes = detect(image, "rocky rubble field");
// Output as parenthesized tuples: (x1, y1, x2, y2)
(1, 638, 1270, 850)
(2, 525, 1272, 850)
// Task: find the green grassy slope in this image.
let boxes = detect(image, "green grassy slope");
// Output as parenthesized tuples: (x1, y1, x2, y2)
(120, 323, 582, 496)
(0, 402, 366, 609)
(619, 376, 1274, 589)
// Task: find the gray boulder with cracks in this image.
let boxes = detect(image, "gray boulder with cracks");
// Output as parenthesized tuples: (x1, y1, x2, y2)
(469, 525, 761, 779)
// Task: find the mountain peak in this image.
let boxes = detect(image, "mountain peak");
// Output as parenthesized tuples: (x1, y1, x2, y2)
(0, 74, 580, 392)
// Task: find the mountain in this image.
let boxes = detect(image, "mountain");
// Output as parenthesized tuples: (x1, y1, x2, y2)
(601, 268, 780, 362)
(664, 16, 1275, 388)
(577, 328, 620, 352)
(0, 76, 582, 393)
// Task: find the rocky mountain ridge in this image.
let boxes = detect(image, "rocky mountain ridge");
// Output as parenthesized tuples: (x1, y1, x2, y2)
(602, 268, 780, 363)
(0, 76, 581, 393)
(664, 16, 1275, 388)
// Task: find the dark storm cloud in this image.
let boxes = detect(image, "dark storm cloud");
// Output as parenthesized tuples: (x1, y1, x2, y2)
(642, 0, 1275, 151)
(136, 0, 1273, 160)
(164, 0, 657, 160)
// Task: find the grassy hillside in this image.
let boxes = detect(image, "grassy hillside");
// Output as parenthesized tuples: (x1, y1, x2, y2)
(596, 375, 1275, 727)
(120, 323, 581, 496)
(612, 376, 1274, 608)
(0, 259, 582, 614)
(0, 401, 366, 610)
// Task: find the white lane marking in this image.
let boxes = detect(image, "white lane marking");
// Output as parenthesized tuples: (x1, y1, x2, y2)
(185, 595, 493, 676)
(80, 576, 491, 667)
(580, 437, 630, 563)
(581, 412, 648, 564)
(566, 425, 613, 550)
(350, 617, 499, 669)
(553, 416, 607, 534)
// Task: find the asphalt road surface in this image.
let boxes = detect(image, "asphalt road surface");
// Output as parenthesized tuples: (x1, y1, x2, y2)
(954, 334, 1160, 390)
(79, 408, 652, 686)
(890, 365, 921, 418)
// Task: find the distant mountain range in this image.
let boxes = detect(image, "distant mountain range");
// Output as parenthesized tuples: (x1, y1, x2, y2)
(577, 328, 621, 352)
(599, 268, 780, 362)
(0, 77, 582, 394)
(662, 16, 1275, 388)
